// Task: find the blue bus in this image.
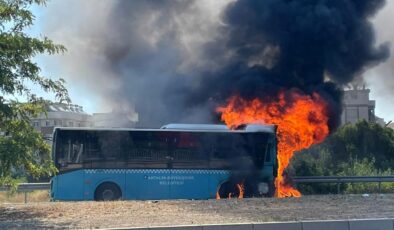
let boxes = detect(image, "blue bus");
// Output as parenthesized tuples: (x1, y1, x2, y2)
(50, 124, 277, 201)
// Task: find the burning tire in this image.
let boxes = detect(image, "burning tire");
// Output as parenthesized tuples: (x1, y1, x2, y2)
(217, 181, 244, 199)
(94, 182, 122, 201)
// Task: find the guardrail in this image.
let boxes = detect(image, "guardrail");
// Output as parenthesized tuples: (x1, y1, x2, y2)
(0, 182, 50, 192)
(294, 176, 394, 194)
(1, 176, 394, 203)
(0, 183, 50, 203)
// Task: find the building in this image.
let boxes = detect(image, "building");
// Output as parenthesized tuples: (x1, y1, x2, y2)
(341, 87, 385, 126)
(31, 103, 93, 140)
(30, 102, 140, 140)
(92, 110, 138, 128)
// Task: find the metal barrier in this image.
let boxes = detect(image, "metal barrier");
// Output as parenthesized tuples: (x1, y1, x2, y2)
(294, 176, 394, 194)
(0, 183, 50, 203)
(1, 176, 394, 202)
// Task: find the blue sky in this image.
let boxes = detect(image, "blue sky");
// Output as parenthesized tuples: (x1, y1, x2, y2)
(28, 4, 97, 113)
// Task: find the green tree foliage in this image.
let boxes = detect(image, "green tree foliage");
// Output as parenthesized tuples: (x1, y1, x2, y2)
(0, 0, 69, 186)
(290, 120, 394, 194)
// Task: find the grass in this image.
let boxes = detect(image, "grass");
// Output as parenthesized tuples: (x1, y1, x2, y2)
(0, 190, 50, 203)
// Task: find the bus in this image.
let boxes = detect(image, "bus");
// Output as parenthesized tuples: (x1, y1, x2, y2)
(50, 124, 277, 201)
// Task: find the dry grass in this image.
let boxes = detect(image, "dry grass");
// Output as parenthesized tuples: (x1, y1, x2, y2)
(1, 194, 394, 229)
(0, 190, 50, 203)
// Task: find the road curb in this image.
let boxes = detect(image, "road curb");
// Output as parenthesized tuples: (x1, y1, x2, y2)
(106, 218, 394, 230)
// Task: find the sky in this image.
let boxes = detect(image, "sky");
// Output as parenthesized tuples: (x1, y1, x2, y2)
(29, 0, 394, 122)
(365, 0, 394, 123)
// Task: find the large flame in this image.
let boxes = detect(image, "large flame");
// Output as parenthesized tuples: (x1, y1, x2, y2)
(217, 91, 329, 197)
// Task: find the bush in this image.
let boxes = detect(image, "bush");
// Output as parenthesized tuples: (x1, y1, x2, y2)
(289, 120, 394, 194)
(339, 158, 394, 194)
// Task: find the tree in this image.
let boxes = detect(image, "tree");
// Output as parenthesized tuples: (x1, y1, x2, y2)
(290, 120, 394, 194)
(292, 120, 394, 175)
(0, 0, 69, 186)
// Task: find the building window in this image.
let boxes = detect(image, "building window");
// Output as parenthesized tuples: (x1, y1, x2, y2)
(69, 121, 74, 127)
(33, 121, 39, 127)
(369, 109, 375, 122)
(45, 120, 51, 126)
(346, 108, 358, 123)
(55, 120, 62, 126)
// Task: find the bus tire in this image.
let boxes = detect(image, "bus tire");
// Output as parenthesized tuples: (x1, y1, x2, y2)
(94, 182, 122, 201)
(217, 181, 241, 199)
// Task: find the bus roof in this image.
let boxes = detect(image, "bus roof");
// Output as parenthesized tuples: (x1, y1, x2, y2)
(160, 124, 229, 130)
(161, 123, 276, 133)
(53, 124, 276, 133)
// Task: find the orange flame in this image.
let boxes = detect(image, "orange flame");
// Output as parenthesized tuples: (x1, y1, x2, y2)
(237, 183, 245, 199)
(217, 91, 329, 198)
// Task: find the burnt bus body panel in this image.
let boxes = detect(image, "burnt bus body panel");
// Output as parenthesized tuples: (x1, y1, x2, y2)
(51, 125, 277, 200)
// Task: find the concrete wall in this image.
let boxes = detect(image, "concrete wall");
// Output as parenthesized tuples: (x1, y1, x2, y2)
(116, 218, 394, 230)
(341, 88, 376, 125)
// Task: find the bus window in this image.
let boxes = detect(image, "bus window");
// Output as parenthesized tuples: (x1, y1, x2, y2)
(207, 133, 234, 169)
(97, 131, 123, 160)
(169, 132, 210, 168)
(84, 132, 100, 161)
(233, 134, 253, 157)
(127, 131, 169, 163)
(212, 134, 234, 159)
(56, 131, 85, 169)
(71, 141, 84, 163)
(171, 132, 201, 160)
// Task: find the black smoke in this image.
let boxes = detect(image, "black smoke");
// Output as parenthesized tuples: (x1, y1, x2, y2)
(185, 0, 389, 131)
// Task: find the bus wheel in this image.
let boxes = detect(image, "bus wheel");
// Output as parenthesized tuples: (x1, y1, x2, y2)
(218, 181, 242, 199)
(94, 182, 122, 201)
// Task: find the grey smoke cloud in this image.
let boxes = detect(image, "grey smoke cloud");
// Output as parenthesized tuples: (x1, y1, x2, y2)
(39, 0, 390, 128)
(40, 0, 231, 127)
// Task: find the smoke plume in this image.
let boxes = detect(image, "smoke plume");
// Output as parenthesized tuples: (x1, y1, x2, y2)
(189, 0, 389, 130)
(41, 0, 389, 129)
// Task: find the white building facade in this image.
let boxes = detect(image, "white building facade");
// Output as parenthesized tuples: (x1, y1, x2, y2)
(341, 87, 385, 126)
(31, 103, 93, 139)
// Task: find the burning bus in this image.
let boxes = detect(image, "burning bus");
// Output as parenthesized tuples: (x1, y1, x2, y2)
(50, 124, 277, 201)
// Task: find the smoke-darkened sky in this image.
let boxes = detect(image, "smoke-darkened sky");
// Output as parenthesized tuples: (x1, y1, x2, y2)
(33, 0, 394, 125)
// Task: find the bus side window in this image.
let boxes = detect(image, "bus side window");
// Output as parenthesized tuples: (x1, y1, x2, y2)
(171, 132, 205, 162)
(212, 134, 234, 159)
(128, 131, 169, 162)
(56, 138, 69, 167)
(57, 136, 84, 166)
(97, 131, 123, 160)
(71, 141, 84, 163)
(84, 132, 100, 162)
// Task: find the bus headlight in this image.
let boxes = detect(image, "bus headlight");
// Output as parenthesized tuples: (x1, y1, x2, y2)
(258, 182, 269, 194)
